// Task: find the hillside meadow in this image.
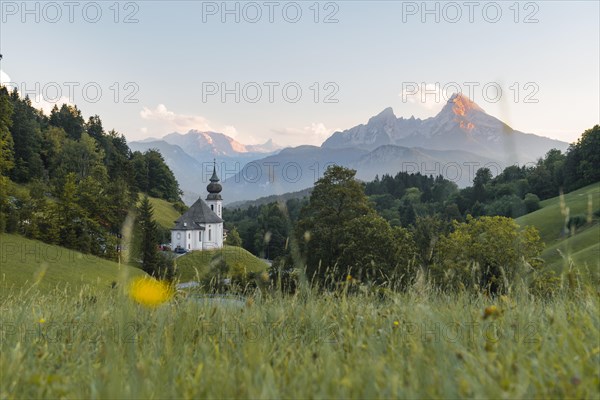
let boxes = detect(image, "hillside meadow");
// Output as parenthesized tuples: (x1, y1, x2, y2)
(0, 234, 146, 300)
(516, 183, 600, 278)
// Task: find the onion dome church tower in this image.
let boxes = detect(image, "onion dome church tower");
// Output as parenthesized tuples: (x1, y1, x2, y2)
(170, 160, 224, 251)
(205, 159, 223, 218)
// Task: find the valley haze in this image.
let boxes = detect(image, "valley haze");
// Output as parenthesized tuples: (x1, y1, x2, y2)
(131, 94, 569, 205)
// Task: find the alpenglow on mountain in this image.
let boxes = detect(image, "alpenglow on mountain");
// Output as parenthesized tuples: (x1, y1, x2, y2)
(132, 94, 569, 204)
(322, 93, 568, 164)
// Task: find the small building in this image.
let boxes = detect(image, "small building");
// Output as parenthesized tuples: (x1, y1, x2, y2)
(171, 162, 224, 251)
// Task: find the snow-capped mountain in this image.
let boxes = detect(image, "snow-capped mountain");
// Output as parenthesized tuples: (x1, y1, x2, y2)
(131, 94, 571, 204)
(130, 131, 283, 203)
(322, 93, 568, 163)
(160, 130, 281, 159)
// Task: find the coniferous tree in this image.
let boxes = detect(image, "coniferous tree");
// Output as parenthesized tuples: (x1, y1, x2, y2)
(138, 196, 160, 275)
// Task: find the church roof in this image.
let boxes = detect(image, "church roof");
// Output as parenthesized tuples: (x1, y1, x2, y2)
(172, 198, 222, 230)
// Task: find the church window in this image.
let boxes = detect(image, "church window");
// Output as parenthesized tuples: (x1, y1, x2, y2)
(209, 228, 211, 241)
(176, 232, 181, 240)
(211, 204, 214, 211)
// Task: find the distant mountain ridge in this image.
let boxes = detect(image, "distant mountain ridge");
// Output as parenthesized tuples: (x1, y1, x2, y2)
(132, 94, 570, 204)
(162, 130, 281, 158)
(323, 93, 568, 164)
(130, 131, 283, 203)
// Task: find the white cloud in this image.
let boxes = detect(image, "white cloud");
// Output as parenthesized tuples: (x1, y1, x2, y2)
(0, 70, 10, 86)
(138, 104, 255, 143)
(222, 125, 238, 138)
(31, 96, 73, 115)
(140, 104, 213, 133)
(272, 122, 339, 146)
(0, 70, 72, 114)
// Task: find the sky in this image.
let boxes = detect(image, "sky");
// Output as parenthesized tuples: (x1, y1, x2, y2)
(1, 1, 598, 147)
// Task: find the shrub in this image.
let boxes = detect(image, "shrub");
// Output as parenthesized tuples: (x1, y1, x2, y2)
(523, 193, 541, 213)
(434, 216, 544, 294)
(566, 214, 587, 233)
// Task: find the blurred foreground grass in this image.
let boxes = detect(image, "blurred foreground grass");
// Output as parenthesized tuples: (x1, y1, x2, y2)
(1, 284, 598, 399)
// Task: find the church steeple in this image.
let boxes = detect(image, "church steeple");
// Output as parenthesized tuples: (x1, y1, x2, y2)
(205, 159, 223, 219)
(206, 159, 222, 200)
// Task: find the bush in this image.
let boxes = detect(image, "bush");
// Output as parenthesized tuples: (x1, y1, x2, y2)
(434, 216, 544, 294)
(485, 195, 527, 218)
(566, 214, 587, 233)
(528, 269, 561, 298)
(523, 193, 541, 213)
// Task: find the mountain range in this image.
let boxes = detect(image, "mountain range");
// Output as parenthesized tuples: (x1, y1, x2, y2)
(130, 94, 569, 205)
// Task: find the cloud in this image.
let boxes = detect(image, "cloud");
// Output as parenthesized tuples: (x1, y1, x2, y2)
(0, 70, 10, 86)
(272, 122, 339, 146)
(139, 104, 250, 142)
(222, 125, 238, 138)
(31, 96, 73, 115)
(0, 70, 72, 114)
(140, 104, 213, 133)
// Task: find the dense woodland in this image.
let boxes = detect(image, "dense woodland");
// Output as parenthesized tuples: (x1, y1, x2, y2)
(0, 87, 182, 260)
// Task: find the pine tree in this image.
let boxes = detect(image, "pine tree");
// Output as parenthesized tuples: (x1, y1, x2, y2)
(138, 196, 160, 275)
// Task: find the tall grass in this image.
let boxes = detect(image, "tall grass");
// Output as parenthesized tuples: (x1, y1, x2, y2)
(1, 280, 598, 399)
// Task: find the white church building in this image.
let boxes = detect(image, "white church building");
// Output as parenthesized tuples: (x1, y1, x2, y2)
(171, 162, 224, 251)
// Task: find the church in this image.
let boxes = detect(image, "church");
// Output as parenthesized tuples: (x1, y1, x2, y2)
(171, 162, 224, 251)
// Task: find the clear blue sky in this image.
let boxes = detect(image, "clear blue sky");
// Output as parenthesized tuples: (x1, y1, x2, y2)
(1, 1, 598, 146)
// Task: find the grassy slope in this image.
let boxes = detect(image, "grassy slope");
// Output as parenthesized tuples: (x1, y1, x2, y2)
(0, 234, 146, 298)
(175, 246, 269, 281)
(516, 183, 600, 273)
(137, 194, 181, 229)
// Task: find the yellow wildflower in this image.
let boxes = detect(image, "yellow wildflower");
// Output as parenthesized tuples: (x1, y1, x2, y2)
(483, 305, 500, 319)
(129, 277, 173, 307)
(38, 318, 46, 324)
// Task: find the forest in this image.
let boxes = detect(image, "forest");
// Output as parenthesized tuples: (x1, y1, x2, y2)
(0, 87, 183, 259)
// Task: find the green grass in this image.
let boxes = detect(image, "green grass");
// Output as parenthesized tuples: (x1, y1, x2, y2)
(137, 194, 181, 229)
(516, 183, 599, 245)
(0, 234, 146, 299)
(516, 183, 600, 275)
(175, 246, 269, 282)
(541, 225, 600, 274)
(0, 286, 598, 398)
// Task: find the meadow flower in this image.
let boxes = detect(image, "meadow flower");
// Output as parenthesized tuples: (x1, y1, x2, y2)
(38, 318, 46, 324)
(129, 277, 174, 307)
(483, 305, 500, 319)
(393, 320, 400, 328)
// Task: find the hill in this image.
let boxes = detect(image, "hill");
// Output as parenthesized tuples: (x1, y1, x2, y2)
(516, 183, 600, 274)
(175, 246, 269, 282)
(226, 187, 313, 210)
(0, 234, 147, 298)
(144, 195, 182, 229)
(516, 183, 599, 244)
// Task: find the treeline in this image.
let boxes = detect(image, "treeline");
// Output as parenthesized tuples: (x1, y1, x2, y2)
(224, 127, 598, 294)
(0, 86, 182, 259)
(223, 199, 305, 260)
(366, 125, 599, 225)
(224, 126, 599, 262)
